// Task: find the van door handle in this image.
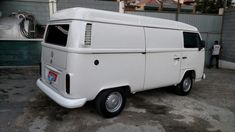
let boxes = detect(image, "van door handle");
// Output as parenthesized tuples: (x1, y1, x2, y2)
(182, 57, 187, 59)
(174, 57, 180, 60)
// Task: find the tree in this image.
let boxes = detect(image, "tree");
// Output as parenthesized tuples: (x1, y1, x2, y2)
(196, 0, 233, 14)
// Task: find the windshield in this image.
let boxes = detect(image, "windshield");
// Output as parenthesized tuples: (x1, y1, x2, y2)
(45, 24, 69, 46)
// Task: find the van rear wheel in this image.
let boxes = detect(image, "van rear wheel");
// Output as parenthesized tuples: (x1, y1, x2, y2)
(176, 73, 193, 96)
(95, 89, 126, 118)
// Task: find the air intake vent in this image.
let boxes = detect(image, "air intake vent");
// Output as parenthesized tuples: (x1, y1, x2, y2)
(84, 23, 92, 46)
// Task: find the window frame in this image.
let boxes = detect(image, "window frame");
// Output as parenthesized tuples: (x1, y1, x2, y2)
(44, 23, 70, 47)
(183, 32, 202, 49)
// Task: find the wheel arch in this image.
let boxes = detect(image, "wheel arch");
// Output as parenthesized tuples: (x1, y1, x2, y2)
(180, 69, 196, 82)
(94, 85, 131, 100)
(176, 70, 195, 96)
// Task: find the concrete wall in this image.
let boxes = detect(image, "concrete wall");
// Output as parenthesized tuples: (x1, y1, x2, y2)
(221, 9, 235, 63)
(0, 40, 41, 66)
(57, 0, 119, 12)
(0, 0, 118, 25)
(220, 9, 235, 70)
(179, 14, 222, 66)
(127, 11, 223, 66)
(0, 0, 118, 66)
(0, 1, 223, 66)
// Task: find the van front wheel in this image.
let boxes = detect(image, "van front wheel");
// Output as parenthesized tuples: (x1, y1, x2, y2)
(176, 73, 193, 96)
(95, 89, 126, 118)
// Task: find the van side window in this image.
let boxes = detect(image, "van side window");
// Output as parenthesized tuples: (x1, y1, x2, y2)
(45, 24, 69, 46)
(183, 32, 201, 48)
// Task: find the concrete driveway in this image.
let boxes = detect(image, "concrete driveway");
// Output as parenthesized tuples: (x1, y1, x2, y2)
(0, 67, 235, 132)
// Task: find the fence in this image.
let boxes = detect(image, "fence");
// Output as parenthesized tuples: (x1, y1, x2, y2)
(221, 9, 235, 63)
(0, 1, 223, 66)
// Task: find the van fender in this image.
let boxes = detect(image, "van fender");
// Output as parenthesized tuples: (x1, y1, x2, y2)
(94, 83, 131, 100)
(179, 69, 196, 83)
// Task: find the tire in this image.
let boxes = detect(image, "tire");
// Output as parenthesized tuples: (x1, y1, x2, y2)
(176, 73, 193, 96)
(95, 89, 126, 118)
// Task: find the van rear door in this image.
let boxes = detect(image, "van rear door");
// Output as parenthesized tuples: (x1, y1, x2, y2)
(43, 24, 69, 69)
(41, 24, 70, 94)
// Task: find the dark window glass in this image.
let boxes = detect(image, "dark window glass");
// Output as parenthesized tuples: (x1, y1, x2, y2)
(183, 32, 201, 48)
(45, 24, 69, 46)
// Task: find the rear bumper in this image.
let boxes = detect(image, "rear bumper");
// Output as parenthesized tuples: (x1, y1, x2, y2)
(36, 79, 87, 108)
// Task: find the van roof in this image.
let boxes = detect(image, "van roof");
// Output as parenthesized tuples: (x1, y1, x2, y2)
(51, 7, 198, 32)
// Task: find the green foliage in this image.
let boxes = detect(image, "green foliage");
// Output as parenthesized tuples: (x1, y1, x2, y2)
(196, 0, 232, 14)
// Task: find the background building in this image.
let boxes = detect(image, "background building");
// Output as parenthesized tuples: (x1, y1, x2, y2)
(0, 0, 119, 25)
(0, 0, 234, 69)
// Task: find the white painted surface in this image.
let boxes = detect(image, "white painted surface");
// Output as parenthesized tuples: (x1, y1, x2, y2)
(145, 28, 182, 49)
(144, 28, 182, 89)
(181, 48, 205, 81)
(212, 45, 221, 55)
(66, 53, 145, 100)
(91, 22, 145, 50)
(51, 7, 198, 31)
(37, 8, 205, 108)
(219, 60, 235, 70)
(144, 52, 181, 89)
(42, 47, 68, 69)
(37, 79, 87, 108)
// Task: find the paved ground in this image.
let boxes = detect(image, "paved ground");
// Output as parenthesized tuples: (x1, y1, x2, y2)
(0, 67, 235, 132)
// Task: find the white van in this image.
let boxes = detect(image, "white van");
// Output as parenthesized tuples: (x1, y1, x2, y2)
(37, 7, 205, 118)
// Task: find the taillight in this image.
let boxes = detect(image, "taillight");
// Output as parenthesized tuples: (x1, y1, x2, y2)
(66, 74, 70, 94)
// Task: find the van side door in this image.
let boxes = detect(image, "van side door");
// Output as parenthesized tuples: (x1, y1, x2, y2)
(181, 32, 205, 80)
(144, 28, 182, 90)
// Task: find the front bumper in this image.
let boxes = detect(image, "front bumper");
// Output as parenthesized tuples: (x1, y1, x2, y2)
(36, 79, 87, 108)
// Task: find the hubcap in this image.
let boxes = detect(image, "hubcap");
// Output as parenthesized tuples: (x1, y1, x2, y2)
(183, 77, 191, 92)
(105, 92, 122, 113)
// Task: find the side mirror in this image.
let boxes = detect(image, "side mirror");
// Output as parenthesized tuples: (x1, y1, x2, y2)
(199, 40, 205, 51)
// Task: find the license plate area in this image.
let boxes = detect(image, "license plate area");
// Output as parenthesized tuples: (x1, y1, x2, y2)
(45, 67, 60, 86)
(48, 71, 58, 82)
(44, 65, 66, 96)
